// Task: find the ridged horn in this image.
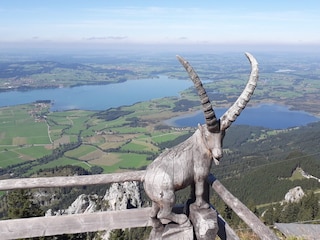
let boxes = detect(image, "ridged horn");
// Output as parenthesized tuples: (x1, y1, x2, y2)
(177, 55, 220, 133)
(220, 52, 259, 130)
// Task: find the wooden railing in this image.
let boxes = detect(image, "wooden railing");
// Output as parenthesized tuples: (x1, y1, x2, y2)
(0, 171, 278, 240)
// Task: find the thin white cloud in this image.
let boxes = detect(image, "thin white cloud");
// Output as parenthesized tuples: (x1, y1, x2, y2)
(84, 36, 128, 41)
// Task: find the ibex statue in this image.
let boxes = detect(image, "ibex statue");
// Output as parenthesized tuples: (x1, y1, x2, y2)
(143, 53, 259, 227)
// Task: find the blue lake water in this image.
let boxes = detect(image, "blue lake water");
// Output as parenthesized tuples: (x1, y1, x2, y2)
(166, 104, 319, 130)
(0, 76, 319, 129)
(0, 76, 192, 111)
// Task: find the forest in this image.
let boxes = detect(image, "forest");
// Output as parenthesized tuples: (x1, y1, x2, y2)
(212, 122, 320, 203)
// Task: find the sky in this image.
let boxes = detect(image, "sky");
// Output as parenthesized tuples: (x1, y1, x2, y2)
(1, 0, 320, 52)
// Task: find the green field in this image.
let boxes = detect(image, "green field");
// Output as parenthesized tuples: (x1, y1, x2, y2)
(151, 132, 185, 144)
(0, 99, 191, 176)
(27, 157, 92, 175)
(100, 153, 150, 173)
(0, 104, 52, 167)
(0, 105, 50, 145)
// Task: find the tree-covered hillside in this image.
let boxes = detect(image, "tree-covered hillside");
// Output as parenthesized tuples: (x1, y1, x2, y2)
(211, 121, 320, 205)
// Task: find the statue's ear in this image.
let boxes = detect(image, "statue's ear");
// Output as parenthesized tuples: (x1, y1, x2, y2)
(198, 124, 205, 136)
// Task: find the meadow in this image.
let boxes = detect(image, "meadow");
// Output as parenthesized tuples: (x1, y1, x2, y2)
(0, 97, 192, 176)
(0, 104, 52, 168)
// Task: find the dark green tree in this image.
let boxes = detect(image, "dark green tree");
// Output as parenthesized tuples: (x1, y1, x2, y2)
(109, 229, 126, 240)
(6, 189, 44, 219)
(90, 165, 104, 174)
(263, 203, 280, 225)
(296, 192, 319, 221)
(279, 202, 300, 223)
(223, 204, 240, 227)
(124, 227, 152, 240)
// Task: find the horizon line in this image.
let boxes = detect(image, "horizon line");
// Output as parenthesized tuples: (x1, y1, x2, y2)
(1, 41, 320, 54)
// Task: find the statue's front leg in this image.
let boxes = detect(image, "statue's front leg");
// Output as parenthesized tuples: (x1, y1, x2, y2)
(193, 179, 210, 209)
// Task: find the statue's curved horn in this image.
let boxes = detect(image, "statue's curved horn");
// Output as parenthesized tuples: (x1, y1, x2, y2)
(220, 52, 259, 130)
(177, 55, 220, 133)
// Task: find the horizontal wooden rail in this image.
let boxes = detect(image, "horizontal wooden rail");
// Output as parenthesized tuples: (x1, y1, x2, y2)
(0, 208, 151, 240)
(0, 171, 278, 239)
(0, 171, 145, 190)
(0, 205, 238, 240)
(274, 223, 320, 239)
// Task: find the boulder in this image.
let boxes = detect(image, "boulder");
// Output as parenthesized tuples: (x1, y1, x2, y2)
(284, 186, 305, 203)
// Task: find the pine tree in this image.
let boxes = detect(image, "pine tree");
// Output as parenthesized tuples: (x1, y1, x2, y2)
(6, 189, 44, 219)
(263, 203, 280, 225)
(263, 205, 275, 225)
(109, 229, 126, 240)
(279, 202, 300, 223)
(297, 192, 319, 221)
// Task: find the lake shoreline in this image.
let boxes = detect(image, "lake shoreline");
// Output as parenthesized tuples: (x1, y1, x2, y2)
(0, 76, 193, 111)
(164, 103, 320, 130)
(163, 110, 203, 127)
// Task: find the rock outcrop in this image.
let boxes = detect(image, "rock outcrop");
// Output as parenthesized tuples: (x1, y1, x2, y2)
(46, 181, 142, 215)
(284, 186, 305, 203)
(104, 181, 142, 211)
(66, 194, 99, 214)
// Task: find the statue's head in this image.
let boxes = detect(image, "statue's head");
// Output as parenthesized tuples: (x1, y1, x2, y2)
(177, 53, 259, 165)
(198, 123, 225, 165)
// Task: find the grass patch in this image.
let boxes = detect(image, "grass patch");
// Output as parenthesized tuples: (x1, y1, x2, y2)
(15, 146, 52, 159)
(64, 145, 98, 159)
(100, 153, 150, 173)
(151, 132, 185, 144)
(289, 167, 305, 181)
(90, 152, 120, 167)
(121, 141, 151, 152)
(0, 105, 50, 145)
(0, 150, 22, 168)
(28, 157, 91, 174)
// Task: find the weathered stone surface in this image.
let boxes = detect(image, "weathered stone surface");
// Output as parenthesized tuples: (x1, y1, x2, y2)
(104, 181, 142, 210)
(46, 181, 142, 217)
(284, 186, 305, 203)
(148, 220, 193, 240)
(189, 205, 218, 240)
(162, 222, 194, 240)
(46, 181, 142, 240)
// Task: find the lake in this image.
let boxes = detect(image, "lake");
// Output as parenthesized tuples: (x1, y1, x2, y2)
(166, 104, 319, 130)
(0, 76, 192, 111)
(0, 76, 318, 129)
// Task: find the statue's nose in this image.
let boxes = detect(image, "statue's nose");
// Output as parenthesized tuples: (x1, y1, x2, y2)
(212, 148, 223, 159)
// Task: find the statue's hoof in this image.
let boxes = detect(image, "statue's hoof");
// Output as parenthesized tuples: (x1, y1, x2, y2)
(160, 218, 171, 225)
(201, 203, 210, 209)
(191, 202, 210, 210)
(181, 219, 191, 227)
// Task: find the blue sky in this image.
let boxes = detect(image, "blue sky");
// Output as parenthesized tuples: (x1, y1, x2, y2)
(1, 0, 320, 51)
